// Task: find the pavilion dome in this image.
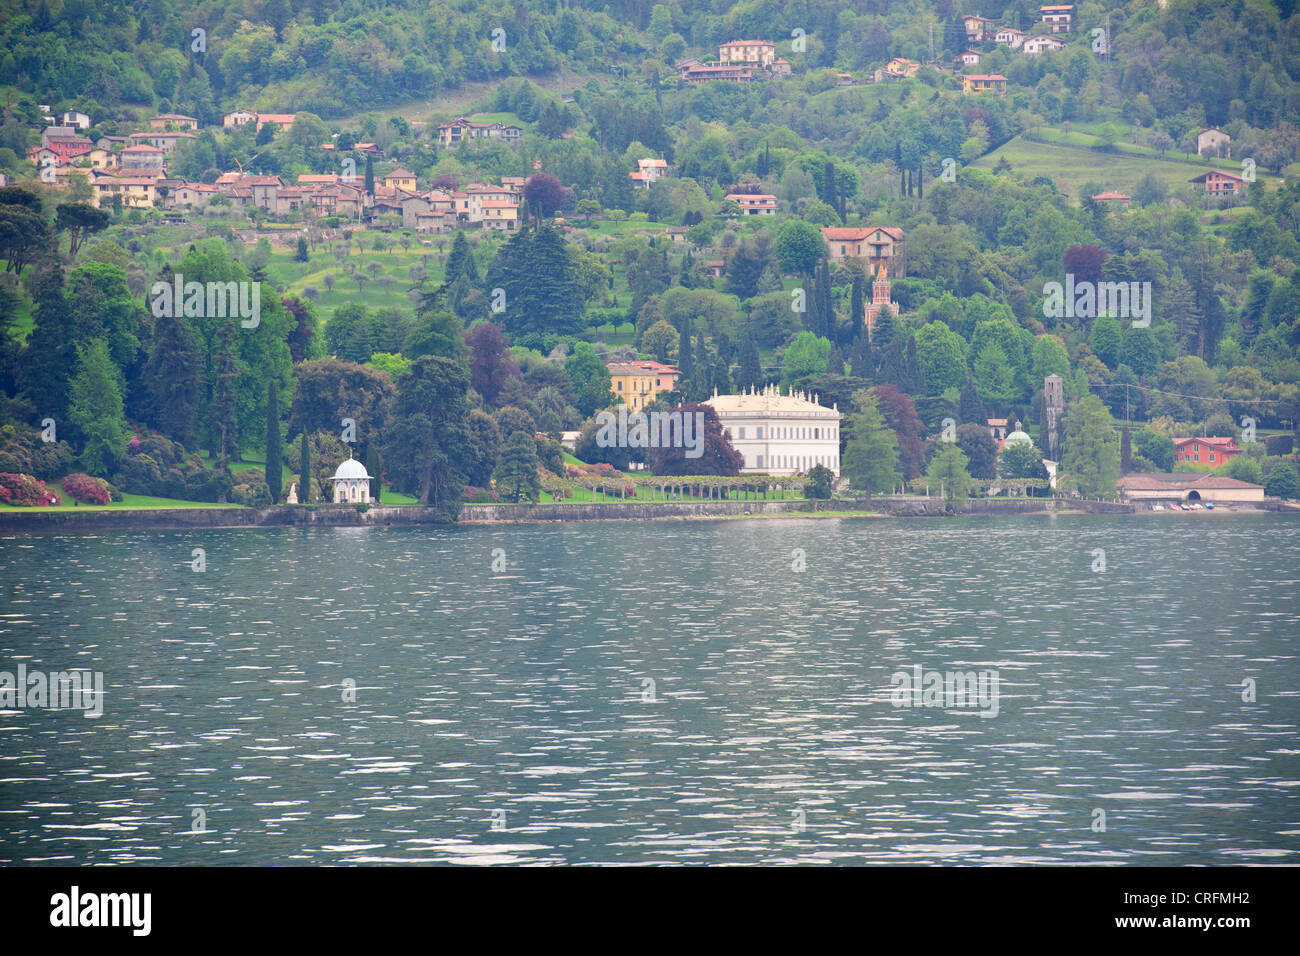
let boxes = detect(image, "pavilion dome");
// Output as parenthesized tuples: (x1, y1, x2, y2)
(1004, 421, 1032, 446)
(332, 456, 370, 480)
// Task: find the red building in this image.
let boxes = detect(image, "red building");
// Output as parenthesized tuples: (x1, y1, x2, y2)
(1189, 170, 1246, 197)
(1173, 436, 1242, 466)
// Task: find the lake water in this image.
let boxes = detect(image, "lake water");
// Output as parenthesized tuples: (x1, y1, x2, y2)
(1, 513, 1296, 865)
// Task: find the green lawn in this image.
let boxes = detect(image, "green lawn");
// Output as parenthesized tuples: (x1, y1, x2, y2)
(978, 132, 1280, 202)
(36, 493, 245, 511)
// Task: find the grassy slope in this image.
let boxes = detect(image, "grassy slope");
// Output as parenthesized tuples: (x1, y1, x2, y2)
(977, 130, 1279, 200)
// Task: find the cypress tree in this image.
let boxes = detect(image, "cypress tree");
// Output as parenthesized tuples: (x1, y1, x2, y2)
(298, 432, 311, 504)
(265, 379, 281, 502)
(364, 155, 375, 196)
(823, 159, 837, 212)
(677, 318, 694, 382)
(826, 345, 846, 376)
(366, 444, 381, 502)
(213, 322, 239, 464)
(737, 333, 762, 392)
(850, 275, 865, 344)
(693, 331, 710, 400)
(959, 377, 986, 426)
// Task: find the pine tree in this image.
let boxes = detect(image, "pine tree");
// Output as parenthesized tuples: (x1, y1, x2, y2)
(68, 338, 127, 478)
(298, 432, 312, 504)
(142, 306, 203, 448)
(445, 232, 475, 286)
(843, 388, 900, 496)
(19, 266, 75, 423)
(265, 379, 281, 502)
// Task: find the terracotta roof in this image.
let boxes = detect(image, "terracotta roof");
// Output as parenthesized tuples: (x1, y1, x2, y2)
(606, 361, 682, 376)
(1117, 473, 1262, 491)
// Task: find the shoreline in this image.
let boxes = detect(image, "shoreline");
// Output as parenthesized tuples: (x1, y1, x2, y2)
(0, 497, 1286, 534)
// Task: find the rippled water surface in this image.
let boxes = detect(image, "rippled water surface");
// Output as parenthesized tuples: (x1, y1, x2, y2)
(1, 513, 1297, 865)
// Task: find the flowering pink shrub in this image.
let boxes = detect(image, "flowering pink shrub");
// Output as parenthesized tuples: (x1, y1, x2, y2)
(61, 473, 112, 505)
(463, 485, 500, 503)
(128, 436, 141, 455)
(0, 473, 59, 506)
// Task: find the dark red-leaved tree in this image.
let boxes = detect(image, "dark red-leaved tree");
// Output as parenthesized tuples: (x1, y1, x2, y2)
(523, 172, 569, 221)
(873, 383, 925, 481)
(1062, 244, 1109, 286)
(431, 174, 458, 192)
(650, 403, 744, 477)
(466, 321, 522, 407)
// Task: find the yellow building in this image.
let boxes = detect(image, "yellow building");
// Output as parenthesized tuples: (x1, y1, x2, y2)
(606, 360, 682, 411)
(383, 167, 417, 191)
(962, 73, 1007, 95)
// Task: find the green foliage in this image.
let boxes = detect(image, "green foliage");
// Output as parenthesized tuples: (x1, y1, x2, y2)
(804, 463, 834, 499)
(925, 443, 972, 510)
(1062, 393, 1121, 499)
(842, 388, 900, 495)
(781, 332, 831, 388)
(493, 431, 541, 502)
(68, 339, 127, 478)
(1265, 460, 1299, 499)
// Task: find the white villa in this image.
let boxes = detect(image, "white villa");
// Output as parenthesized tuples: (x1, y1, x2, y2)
(331, 456, 372, 503)
(706, 385, 843, 477)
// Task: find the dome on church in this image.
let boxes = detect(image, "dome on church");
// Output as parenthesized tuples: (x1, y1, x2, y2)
(332, 456, 370, 481)
(1004, 421, 1032, 446)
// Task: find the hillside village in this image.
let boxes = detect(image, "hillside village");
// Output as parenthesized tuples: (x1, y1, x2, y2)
(1, 0, 1299, 517)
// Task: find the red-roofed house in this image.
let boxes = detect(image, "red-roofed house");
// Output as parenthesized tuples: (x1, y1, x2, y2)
(1190, 169, 1246, 197)
(724, 193, 776, 215)
(607, 360, 682, 411)
(1173, 437, 1243, 467)
(820, 226, 903, 271)
(257, 113, 296, 132)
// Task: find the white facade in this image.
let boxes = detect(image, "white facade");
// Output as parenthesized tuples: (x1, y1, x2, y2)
(706, 385, 842, 477)
(331, 456, 371, 503)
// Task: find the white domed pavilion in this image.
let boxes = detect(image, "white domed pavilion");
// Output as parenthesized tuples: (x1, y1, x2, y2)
(1004, 421, 1033, 447)
(331, 455, 371, 503)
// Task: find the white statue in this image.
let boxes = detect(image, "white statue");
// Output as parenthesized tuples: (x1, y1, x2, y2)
(286, 482, 298, 504)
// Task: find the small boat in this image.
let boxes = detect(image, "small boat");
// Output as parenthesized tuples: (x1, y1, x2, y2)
(1151, 503, 1164, 511)
(1205, 502, 1215, 510)
(1168, 502, 1182, 511)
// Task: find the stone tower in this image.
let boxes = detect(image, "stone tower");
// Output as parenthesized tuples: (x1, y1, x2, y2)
(1044, 374, 1064, 460)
